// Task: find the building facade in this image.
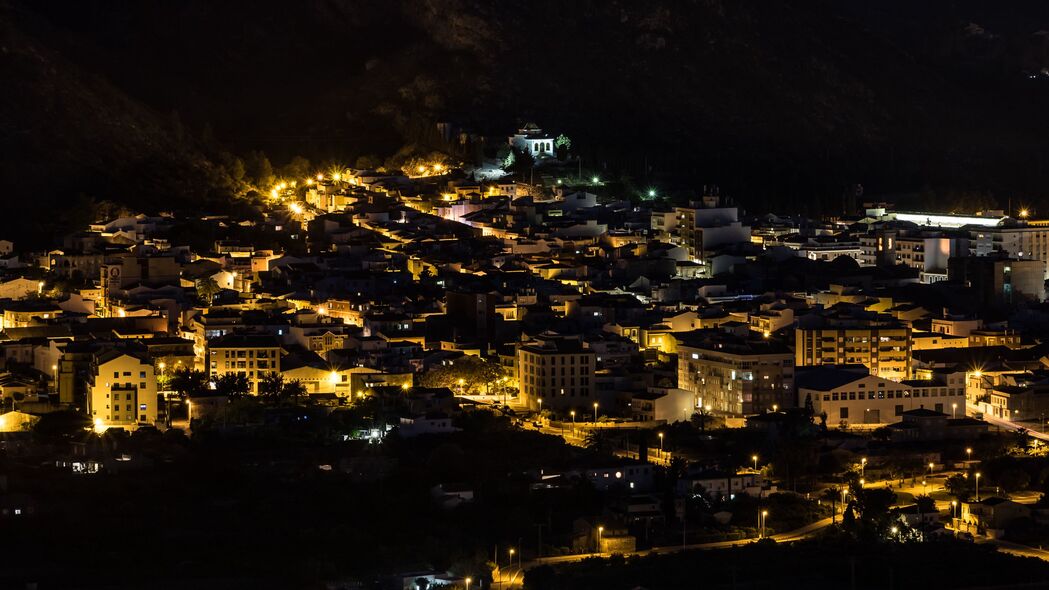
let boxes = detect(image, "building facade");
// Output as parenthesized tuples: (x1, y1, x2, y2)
(517, 334, 596, 412)
(206, 334, 282, 395)
(87, 351, 158, 431)
(677, 334, 794, 416)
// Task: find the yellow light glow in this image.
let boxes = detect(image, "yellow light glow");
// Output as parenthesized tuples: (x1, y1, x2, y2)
(333, 173, 341, 182)
(417, 165, 427, 174)
(329, 371, 340, 385)
(317, 306, 327, 315)
(117, 308, 126, 318)
(972, 370, 983, 378)
(1020, 209, 1029, 218)
(433, 163, 443, 172)
(401, 383, 410, 391)
(316, 173, 324, 181)
(93, 417, 106, 434)
(290, 203, 303, 214)
(270, 189, 278, 198)
(306, 178, 314, 186)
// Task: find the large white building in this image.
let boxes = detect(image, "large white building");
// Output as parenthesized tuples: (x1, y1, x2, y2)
(797, 365, 965, 427)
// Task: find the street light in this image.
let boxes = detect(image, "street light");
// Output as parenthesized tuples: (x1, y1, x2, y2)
(860, 457, 867, 477)
(975, 472, 981, 501)
(966, 447, 972, 463)
(658, 432, 664, 457)
(952, 403, 958, 419)
(859, 478, 865, 488)
(752, 454, 759, 471)
(928, 462, 934, 475)
(593, 402, 599, 422)
(465, 577, 472, 590)
(760, 510, 769, 539)
(597, 526, 604, 553)
(951, 500, 958, 520)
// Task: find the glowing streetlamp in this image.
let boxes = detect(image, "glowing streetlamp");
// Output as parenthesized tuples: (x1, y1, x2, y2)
(597, 526, 604, 553)
(658, 432, 664, 457)
(975, 472, 981, 501)
(966, 447, 972, 462)
(860, 457, 867, 477)
(752, 454, 759, 471)
(859, 478, 865, 488)
(465, 577, 472, 590)
(952, 403, 958, 419)
(951, 500, 958, 520)
(1020, 209, 1030, 218)
(593, 402, 599, 422)
(760, 510, 769, 539)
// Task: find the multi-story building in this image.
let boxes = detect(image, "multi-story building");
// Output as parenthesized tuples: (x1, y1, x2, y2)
(677, 331, 794, 416)
(970, 222, 1049, 279)
(206, 334, 282, 395)
(797, 365, 965, 426)
(670, 192, 751, 275)
(517, 334, 596, 412)
(87, 350, 158, 431)
(859, 228, 967, 283)
(947, 255, 1044, 306)
(795, 312, 911, 380)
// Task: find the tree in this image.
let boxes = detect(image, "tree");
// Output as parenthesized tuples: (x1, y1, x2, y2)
(584, 429, 615, 454)
(914, 494, 937, 516)
(554, 134, 572, 160)
(259, 373, 286, 403)
(169, 369, 209, 399)
(195, 277, 220, 304)
(214, 373, 250, 399)
(417, 357, 505, 395)
(944, 474, 972, 502)
(283, 379, 307, 406)
(1000, 468, 1032, 494)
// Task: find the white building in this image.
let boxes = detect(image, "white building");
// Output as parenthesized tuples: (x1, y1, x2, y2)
(509, 124, 557, 158)
(797, 365, 965, 427)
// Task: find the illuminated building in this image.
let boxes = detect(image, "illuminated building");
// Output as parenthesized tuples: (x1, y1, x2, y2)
(517, 334, 596, 412)
(677, 331, 794, 415)
(795, 313, 911, 380)
(207, 334, 282, 395)
(87, 350, 158, 431)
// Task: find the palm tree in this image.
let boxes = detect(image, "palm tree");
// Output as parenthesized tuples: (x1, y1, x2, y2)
(195, 277, 220, 304)
(283, 379, 307, 406)
(258, 373, 285, 403)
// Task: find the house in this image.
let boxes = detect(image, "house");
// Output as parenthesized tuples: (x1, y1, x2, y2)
(578, 460, 654, 492)
(677, 469, 768, 499)
(430, 483, 474, 509)
(397, 413, 459, 437)
(886, 409, 989, 442)
(961, 497, 1031, 537)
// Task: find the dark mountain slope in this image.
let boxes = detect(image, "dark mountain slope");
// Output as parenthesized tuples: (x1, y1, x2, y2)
(4, 0, 1049, 246)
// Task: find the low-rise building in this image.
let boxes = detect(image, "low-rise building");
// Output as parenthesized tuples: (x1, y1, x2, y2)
(797, 365, 965, 426)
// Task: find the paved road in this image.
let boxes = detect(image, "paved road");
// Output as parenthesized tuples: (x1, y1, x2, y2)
(493, 517, 835, 586)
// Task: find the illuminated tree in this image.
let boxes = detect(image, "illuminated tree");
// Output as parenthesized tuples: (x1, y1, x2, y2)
(195, 277, 220, 304)
(554, 134, 571, 160)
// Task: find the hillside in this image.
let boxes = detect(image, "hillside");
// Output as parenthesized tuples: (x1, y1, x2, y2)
(4, 0, 1049, 246)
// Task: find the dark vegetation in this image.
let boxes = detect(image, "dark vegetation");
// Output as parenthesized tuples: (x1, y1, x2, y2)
(5, 1, 1049, 245)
